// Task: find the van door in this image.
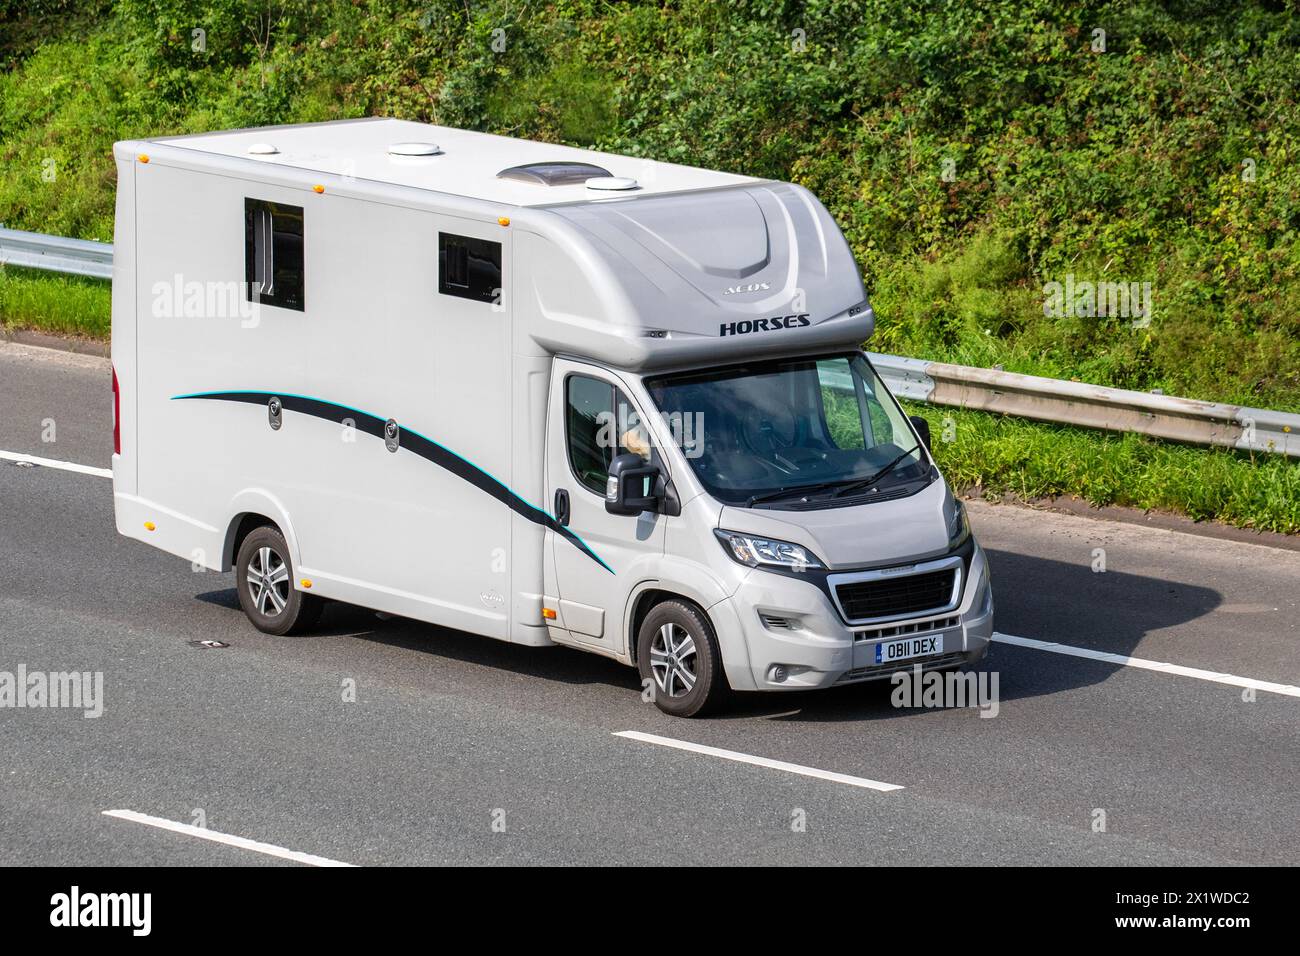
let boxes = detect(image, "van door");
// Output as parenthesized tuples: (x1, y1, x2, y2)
(544, 359, 665, 652)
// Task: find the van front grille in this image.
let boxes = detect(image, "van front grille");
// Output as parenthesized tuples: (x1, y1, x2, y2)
(854, 616, 959, 643)
(835, 569, 956, 621)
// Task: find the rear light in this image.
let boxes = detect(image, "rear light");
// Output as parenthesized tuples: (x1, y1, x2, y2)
(112, 365, 121, 456)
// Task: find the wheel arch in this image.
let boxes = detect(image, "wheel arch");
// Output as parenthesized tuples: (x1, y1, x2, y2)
(622, 575, 754, 691)
(219, 490, 302, 572)
(627, 587, 684, 666)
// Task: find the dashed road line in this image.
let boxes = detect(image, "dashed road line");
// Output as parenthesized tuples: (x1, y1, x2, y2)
(614, 730, 905, 792)
(993, 632, 1300, 698)
(102, 809, 357, 867)
(1, 449, 111, 478)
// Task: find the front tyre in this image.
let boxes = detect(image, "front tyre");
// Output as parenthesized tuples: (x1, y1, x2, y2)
(235, 526, 322, 635)
(637, 600, 728, 717)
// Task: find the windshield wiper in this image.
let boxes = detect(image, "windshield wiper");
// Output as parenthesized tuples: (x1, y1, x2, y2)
(829, 444, 923, 498)
(747, 479, 857, 507)
(745, 444, 925, 506)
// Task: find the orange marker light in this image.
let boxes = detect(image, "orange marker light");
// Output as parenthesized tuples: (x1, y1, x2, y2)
(497, 216, 510, 227)
(301, 579, 312, 589)
(542, 607, 557, 620)
(144, 521, 156, 531)
(313, 184, 325, 194)
(138, 155, 150, 164)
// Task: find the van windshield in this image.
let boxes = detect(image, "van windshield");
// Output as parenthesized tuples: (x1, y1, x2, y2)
(644, 353, 931, 508)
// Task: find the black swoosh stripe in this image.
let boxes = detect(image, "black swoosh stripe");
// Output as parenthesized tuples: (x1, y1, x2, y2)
(173, 391, 614, 573)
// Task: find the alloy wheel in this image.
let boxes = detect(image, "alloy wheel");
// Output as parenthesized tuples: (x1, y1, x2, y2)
(650, 622, 697, 698)
(247, 545, 290, 616)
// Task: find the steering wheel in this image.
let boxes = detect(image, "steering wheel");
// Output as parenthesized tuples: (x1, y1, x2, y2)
(741, 405, 797, 456)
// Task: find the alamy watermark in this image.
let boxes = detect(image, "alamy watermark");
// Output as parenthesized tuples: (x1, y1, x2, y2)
(0, 666, 103, 718)
(1042, 273, 1152, 328)
(151, 274, 261, 327)
(50, 886, 150, 936)
(891, 664, 999, 717)
(596, 403, 705, 460)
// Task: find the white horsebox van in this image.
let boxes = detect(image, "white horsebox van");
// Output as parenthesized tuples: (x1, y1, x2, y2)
(110, 118, 993, 716)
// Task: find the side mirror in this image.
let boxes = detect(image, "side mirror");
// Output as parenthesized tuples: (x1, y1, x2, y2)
(909, 415, 932, 451)
(605, 453, 659, 516)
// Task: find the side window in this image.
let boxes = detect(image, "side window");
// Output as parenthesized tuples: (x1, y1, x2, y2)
(816, 358, 866, 449)
(439, 232, 502, 304)
(566, 376, 615, 495)
(864, 392, 894, 447)
(245, 199, 304, 312)
(862, 373, 896, 447)
(565, 376, 650, 496)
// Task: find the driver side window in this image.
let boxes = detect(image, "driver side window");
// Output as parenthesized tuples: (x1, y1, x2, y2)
(565, 375, 649, 496)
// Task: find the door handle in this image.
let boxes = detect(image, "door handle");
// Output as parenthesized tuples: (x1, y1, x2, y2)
(554, 488, 570, 527)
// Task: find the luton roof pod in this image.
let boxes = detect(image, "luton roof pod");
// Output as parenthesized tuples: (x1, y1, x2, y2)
(123, 116, 873, 371)
(523, 183, 874, 370)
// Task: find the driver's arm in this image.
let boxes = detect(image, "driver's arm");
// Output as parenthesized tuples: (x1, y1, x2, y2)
(620, 425, 652, 461)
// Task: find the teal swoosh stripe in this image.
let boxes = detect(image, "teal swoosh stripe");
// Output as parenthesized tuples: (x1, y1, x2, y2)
(172, 389, 615, 574)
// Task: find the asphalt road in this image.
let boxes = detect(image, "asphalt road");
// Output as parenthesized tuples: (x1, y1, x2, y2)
(1, 341, 1297, 866)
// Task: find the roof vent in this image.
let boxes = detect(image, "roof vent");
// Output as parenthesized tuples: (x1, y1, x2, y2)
(247, 143, 279, 156)
(388, 142, 442, 156)
(585, 176, 638, 191)
(497, 161, 612, 186)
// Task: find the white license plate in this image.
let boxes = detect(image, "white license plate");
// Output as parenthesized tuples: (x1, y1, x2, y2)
(874, 633, 944, 665)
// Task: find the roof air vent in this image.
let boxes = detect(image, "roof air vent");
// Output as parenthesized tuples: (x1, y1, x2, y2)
(497, 161, 612, 186)
(388, 142, 442, 156)
(247, 143, 279, 156)
(585, 176, 638, 191)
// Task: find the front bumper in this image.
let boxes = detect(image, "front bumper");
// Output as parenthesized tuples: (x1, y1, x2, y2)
(714, 541, 994, 692)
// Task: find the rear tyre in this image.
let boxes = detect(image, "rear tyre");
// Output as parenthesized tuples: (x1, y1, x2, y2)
(637, 600, 728, 717)
(235, 526, 322, 635)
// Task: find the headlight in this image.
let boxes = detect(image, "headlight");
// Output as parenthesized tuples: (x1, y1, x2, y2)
(715, 530, 824, 570)
(947, 498, 971, 549)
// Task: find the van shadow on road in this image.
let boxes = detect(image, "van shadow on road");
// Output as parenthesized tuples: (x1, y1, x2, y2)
(194, 587, 646, 692)
(196, 548, 1222, 723)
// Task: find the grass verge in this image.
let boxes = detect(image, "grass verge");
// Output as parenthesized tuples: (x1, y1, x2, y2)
(907, 403, 1300, 535)
(0, 266, 110, 338)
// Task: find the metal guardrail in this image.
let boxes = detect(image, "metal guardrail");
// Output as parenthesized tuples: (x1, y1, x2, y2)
(0, 226, 114, 279)
(869, 352, 1300, 459)
(2, 228, 1296, 457)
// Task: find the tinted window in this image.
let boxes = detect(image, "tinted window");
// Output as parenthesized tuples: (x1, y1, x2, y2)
(439, 233, 502, 304)
(565, 376, 649, 496)
(245, 199, 304, 312)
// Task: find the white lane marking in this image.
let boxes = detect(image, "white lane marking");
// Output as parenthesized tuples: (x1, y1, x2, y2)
(993, 632, 1300, 699)
(0, 449, 111, 478)
(102, 809, 357, 867)
(614, 730, 904, 792)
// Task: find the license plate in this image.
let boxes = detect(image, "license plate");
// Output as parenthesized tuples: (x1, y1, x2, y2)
(874, 633, 944, 665)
